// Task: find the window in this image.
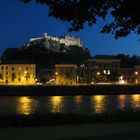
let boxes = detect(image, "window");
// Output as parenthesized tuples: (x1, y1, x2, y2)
(12, 67, 14, 70)
(26, 67, 28, 70)
(1, 66, 3, 70)
(6, 72, 8, 75)
(18, 78, 21, 81)
(6, 66, 8, 70)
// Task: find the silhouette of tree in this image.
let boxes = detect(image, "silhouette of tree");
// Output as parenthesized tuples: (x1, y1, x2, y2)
(21, 0, 140, 38)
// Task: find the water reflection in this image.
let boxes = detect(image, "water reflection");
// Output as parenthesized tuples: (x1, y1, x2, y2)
(16, 97, 38, 115)
(118, 95, 126, 109)
(2, 94, 140, 116)
(49, 96, 64, 112)
(131, 94, 140, 109)
(91, 95, 106, 113)
(74, 96, 82, 105)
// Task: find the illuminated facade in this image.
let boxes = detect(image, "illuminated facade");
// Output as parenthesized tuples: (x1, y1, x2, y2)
(29, 33, 83, 51)
(55, 64, 77, 85)
(78, 58, 121, 84)
(133, 66, 140, 84)
(0, 64, 36, 85)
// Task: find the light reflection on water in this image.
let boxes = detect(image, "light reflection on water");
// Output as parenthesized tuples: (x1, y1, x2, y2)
(49, 96, 64, 112)
(118, 95, 126, 110)
(0, 94, 140, 115)
(131, 94, 140, 109)
(16, 97, 38, 115)
(91, 95, 106, 113)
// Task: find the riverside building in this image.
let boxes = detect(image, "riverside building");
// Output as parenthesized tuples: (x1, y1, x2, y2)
(55, 64, 77, 85)
(0, 61, 36, 85)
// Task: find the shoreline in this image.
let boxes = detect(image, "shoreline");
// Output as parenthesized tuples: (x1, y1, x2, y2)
(0, 84, 140, 96)
(1, 122, 140, 140)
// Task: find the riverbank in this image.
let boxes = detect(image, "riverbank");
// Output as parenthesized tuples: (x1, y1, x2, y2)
(1, 110, 140, 127)
(1, 122, 140, 140)
(0, 84, 140, 96)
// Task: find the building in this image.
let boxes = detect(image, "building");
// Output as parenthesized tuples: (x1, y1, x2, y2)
(0, 61, 36, 85)
(133, 66, 140, 84)
(78, 58, 121, 84)
(118, 68, 134, 84)
(59, 35, 83, 47)
(28, 33, 83, 52)
(55, 64, 77, 85)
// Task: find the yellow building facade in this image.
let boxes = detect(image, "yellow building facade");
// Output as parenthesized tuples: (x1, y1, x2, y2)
(55, 64, 77, 85)
(0, 64, 36, 85)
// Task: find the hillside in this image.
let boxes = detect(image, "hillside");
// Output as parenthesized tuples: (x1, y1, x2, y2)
(1, 45, 91, 68)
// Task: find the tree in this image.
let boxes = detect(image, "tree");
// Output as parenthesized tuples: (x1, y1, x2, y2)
(21, 0, 140, 39)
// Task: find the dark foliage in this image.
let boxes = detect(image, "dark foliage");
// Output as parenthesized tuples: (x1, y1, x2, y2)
(116, 54, 140, 68)
(20, 0, 140, 38)
(1, 45, 91, 68)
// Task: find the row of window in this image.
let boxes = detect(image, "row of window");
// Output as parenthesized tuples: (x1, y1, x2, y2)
(0, 66, 34, 71)
(88, 64, 119, 69)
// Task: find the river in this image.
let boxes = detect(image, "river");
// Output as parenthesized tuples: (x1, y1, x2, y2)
(0, 94, 140, 115)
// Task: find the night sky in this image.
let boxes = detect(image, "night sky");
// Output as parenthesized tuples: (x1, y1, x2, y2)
(1, 0, 140, 56)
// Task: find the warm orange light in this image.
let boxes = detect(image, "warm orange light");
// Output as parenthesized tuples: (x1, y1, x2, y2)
(49, 96, 63, 112)
(74, 95, 82, 105)
(97, 72, 100, 75)
(92, 95, 105, 113)
(135, 71, 138, 75)
(16, 97, 37, 115)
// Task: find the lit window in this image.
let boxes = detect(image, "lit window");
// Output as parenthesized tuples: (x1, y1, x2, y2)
(103, 70, 106, 74)
(107, 70, 111, 75)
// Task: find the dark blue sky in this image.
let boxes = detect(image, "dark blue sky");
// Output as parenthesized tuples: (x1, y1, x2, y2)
(0, 0, 140, 56)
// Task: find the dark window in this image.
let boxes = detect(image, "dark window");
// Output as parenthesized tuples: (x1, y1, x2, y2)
(26, 67, 28, 70)
(12, 78, 14, 81)
(12, 67, 14, 70)
(18, 78, 21, 81)
(6, 72, 8, 75)
(6, 66, 8, 70)
(1, 66, 3, 70)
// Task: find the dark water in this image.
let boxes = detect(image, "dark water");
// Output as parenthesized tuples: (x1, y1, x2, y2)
(0, 94, 140, 115)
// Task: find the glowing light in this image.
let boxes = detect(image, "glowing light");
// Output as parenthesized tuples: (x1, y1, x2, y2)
(16, 97, 38, 115)
(55, 72, 58, 75)
(74, 96, 82, 105)
(119, 76, 127, 84)
(131, 94, 140, 109)
(118, 95, 126, 109)
(49, 96, 63, 112)
(91, 95, 105, 113)
(103, 70, 106, 74)
(107, 70, 110, 75)
(135, 71, 138, 75)
(97, 72, 100, 75)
